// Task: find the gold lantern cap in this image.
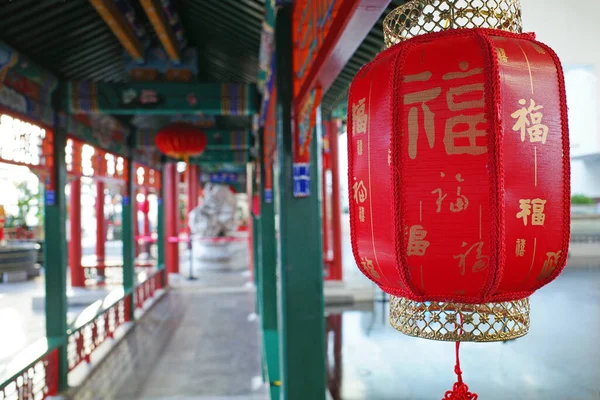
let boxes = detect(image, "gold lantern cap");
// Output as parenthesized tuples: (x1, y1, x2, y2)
(389, 296, 530, 342)
(383, 0, 523, 48)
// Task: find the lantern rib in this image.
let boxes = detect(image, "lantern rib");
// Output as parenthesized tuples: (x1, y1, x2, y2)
(527, 39, 571, 292)
(473, 29, 506, 302)
(392, 38, 424, 297)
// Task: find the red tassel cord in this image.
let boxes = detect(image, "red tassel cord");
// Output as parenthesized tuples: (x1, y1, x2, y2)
(443, 341, 478, 400)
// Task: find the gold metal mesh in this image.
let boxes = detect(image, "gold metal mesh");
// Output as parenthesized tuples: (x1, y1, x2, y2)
(389, 296, 530, 342)
(383, 0, 523, 48)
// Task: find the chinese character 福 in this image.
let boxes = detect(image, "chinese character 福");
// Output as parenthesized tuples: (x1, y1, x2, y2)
(353, 180, 367, 204)
(407, 225, 430, 256)
(453, 241, 489, 276)
(516, 198, 546, 226)
(511, 99, 549, 144)
(352, 98, 368, 134)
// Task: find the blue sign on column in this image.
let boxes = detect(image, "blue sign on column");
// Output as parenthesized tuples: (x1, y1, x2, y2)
(265, 188, 273, 203)
(292, 163, 310, 197)
(45, 190, 56, 206)
(209, 172, 238, 184)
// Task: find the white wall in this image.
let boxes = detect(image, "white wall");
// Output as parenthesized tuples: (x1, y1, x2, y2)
(521, 0, 600, 198)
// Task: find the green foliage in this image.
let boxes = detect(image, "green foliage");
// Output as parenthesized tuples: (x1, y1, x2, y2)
(571, 194, 595, 205)
(12, 181, 39, 227)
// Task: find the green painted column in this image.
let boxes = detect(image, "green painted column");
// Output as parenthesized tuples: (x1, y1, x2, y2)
(122, 150, 135, 319)
(274, 4, 326, 399)
(45, 84, 69, 391)
(257, 128, 281, 399)
(157, 168, 166, 286)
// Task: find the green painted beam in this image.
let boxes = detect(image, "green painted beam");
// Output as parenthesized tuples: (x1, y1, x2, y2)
(193, 162, 247, 173)
(45, 84, 69, 391)
(190, 150, 249, 164)
(68, 81, 259, 116)
(275, 5, 326, 399)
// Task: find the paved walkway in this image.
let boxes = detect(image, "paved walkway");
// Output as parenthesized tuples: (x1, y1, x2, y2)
(71, 270, 268, 400)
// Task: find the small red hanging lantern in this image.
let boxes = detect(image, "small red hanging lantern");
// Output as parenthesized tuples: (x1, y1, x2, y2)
(155, 122, 208, 163)
(348, 0, 569, 398)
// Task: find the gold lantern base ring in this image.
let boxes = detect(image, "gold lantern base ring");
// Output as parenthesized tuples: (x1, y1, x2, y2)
(389, 296, 530, 342)
(383, 0, 523, 48)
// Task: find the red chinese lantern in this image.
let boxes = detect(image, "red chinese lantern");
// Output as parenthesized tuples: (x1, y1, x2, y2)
(155, 122, 208, 163)
(348, 1, 569, 398)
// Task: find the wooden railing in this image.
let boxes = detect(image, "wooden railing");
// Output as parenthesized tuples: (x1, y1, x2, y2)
(0, 268, 165, 400)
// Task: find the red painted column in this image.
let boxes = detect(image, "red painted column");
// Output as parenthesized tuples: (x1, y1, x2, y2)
(143, 188, 151, 237)
(329, 119, 343, 281)
(96, 181, 106, 262)
(186, 164, 199, 219)
(133, 187, 139, 257)
(69, 178, 85, 287)
(322, 124, 331, 275)
(164, 162, 179, 274)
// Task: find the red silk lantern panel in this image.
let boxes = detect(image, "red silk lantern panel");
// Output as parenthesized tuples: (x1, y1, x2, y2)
(348, 28, 569, 326)
(155, 122, 207, 160)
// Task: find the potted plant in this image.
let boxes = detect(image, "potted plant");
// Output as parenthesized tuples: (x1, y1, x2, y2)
(571, 194, 598, 215)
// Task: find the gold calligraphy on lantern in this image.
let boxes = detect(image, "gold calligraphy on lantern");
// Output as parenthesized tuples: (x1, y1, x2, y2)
(443, 62, 487, 156)
(431, 173, 469, 213)
(403, 62, 488, 159)
(531, 43, 546, 55)
(516, 198, 546, 226)
(511, 99, 549, 144)
(407, 225, 430, 256)
(496, 48, 508, 63)
(352, 98, 368, 135)
(536, 250, 562, 281)
(515, 239, 526, 257)
(353, 180, 367, 204)
(357, 139, 363, 156)
(359, 206, 365, 223)
(360, 256, 380, 279)
(454, 241, 489, 276)
(431, 188, 448, 213)
(404, 72, 440, 160)
(388, 148, 391, 165)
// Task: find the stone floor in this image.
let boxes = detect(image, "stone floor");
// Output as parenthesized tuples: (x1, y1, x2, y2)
(70, 270, 267, 400)
(2, 215, 600, 399)
(328, 267, 600, 400)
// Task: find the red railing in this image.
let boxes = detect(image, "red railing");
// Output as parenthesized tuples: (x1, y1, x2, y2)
(135, 269, 164, 309)
(1, 269, 166, 399)
(67, 290, 132, 372)
(0, 341, 59, 400)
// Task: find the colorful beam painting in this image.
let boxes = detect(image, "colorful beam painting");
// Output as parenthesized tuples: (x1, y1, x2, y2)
(69, 81, 258, 116)
(89, 0, 144, 62)
(140, 0, 182, 63)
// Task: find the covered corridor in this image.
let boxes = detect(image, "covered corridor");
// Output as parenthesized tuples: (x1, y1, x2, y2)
(1, 0, 600, 399)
